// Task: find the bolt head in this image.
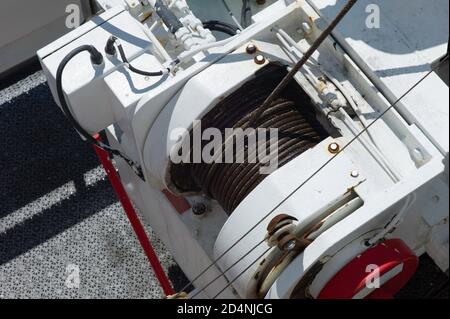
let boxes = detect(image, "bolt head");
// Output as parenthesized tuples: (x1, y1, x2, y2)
(283, 240, 297, 251)
(328, 142, 340, 154)
(192, 203, 207, 216)
(351, 170, 360, 178)
(301, 22, 312, 35)
(254, 55, 266, 65)
(412, 148, 425, 163)
(246, 43, 257, 54)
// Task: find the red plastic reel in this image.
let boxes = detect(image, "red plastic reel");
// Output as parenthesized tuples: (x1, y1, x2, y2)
(318, 239, 419, 299)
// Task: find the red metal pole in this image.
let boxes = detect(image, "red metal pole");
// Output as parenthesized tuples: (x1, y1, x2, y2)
(92, 135, 175, 296)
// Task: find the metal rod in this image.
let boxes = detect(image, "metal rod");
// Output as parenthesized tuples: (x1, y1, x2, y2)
(93, 134, 175, 297)
(249, 0, 358, 127)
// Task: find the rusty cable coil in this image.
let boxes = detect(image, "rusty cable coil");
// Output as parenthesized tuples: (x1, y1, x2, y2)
(170, 64, 327, 214)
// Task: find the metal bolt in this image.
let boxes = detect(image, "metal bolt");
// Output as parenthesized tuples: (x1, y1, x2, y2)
(301, 22, 312, 35)
(328, 142, 340, 154)
(412, 148, 425, 163)
(351, 170, 360, 178)
(254, 54, 266, 65)
(283, 239, 297, 251)
(192, 202, 207, 216)
(246, 43, 257, 54)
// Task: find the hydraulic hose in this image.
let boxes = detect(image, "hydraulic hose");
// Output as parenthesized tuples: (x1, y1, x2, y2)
(56, 45, 105, 146)
(105, 36, 169, 76)
(203, 20, 238, 36)
(56, 45, 145, 179)
(153, 0, 184, 34)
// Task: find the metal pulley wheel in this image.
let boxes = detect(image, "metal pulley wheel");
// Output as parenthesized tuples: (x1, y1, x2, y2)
(247, 213, 322, 298)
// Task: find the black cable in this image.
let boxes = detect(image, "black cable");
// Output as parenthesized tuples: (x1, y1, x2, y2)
(205, 24, 236, 36)
(56, 45, 105, 147)
(203, 20, 238, 36)
(204, 20, 239, 33)
(56, 45, 145, 179)
(117, 44, 165, 76)
(106, 36, 169, 77)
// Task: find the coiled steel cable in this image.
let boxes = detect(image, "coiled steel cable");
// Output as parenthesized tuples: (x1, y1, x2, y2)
(171, 64, 327, 214)
(209, 54, 449, 299)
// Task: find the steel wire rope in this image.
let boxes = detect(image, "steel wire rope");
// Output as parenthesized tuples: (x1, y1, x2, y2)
(209, 54, 449, 299)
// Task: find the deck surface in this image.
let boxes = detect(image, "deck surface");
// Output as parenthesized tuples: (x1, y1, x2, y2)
(0, 69, 189, 298)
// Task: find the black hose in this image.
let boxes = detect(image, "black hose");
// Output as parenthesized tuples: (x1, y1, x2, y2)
(154, 0, 184, 34)
(56, 45, 105, 146)
(56, 45, 145, 179)
(203, 20, 238, 36)
(116, 42, 164, 77)
(106, 36, 168, 77)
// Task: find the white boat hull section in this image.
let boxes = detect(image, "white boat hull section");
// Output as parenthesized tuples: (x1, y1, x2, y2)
(0, 0, 90, 75)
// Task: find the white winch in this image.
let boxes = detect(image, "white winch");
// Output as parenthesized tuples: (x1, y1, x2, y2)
(37, 0, 449, 299)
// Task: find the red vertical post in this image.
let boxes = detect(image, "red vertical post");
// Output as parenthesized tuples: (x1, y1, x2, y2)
(92, 135, 175, 296)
